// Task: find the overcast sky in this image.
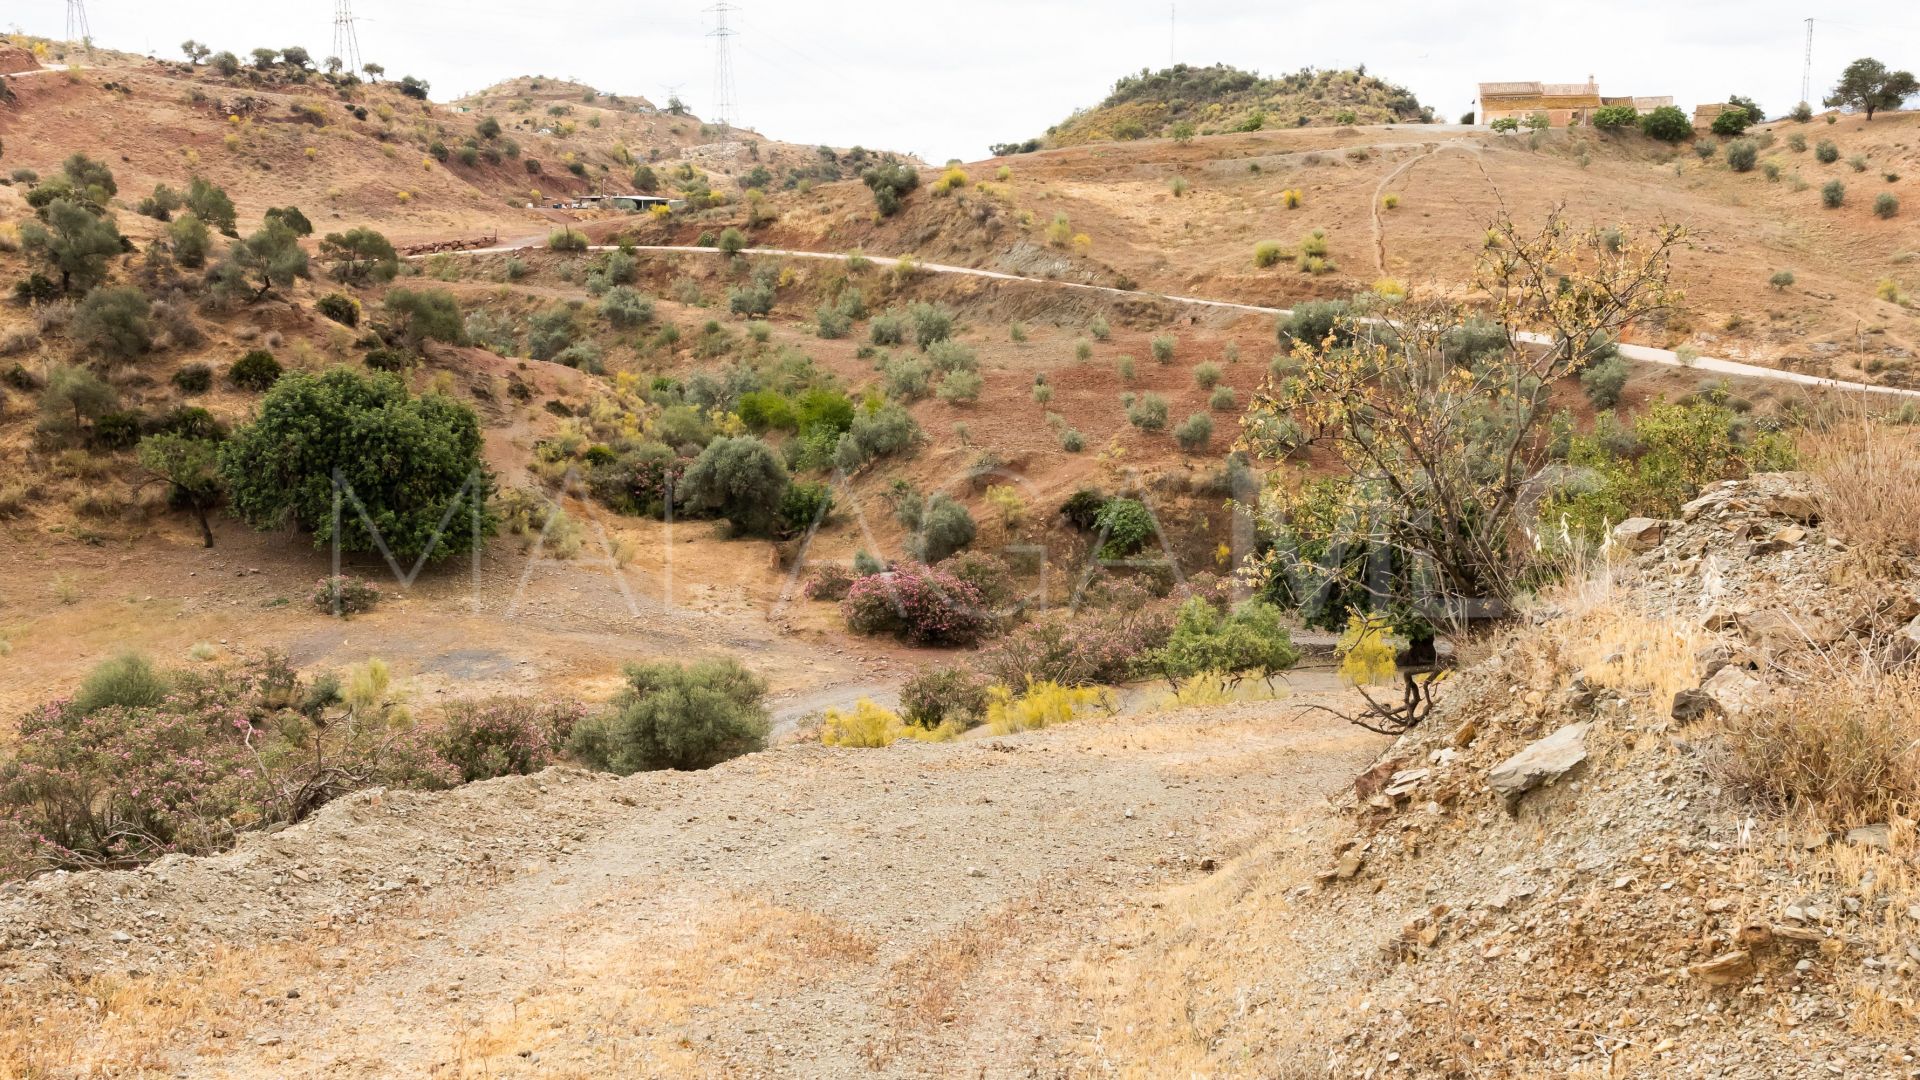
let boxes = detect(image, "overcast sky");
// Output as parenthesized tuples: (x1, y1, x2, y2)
(11, 2, 1919, 161)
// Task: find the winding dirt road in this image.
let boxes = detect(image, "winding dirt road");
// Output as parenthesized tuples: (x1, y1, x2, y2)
(419, 242, 1920, 400)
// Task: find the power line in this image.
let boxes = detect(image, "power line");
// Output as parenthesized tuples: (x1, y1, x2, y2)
(333, 0, 364, 75)
(705, 2, 739, 128)
(65, 0, 91, 50)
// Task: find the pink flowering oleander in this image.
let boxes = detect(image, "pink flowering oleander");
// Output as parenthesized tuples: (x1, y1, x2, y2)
(842, 566, 990, 646)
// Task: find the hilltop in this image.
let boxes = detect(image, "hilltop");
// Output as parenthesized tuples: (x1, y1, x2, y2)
(1002, 63, 1432, 153)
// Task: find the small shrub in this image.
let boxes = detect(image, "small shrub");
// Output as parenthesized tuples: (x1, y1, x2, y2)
(1127, 393, 1169, 432)
(73, 653, 171, 715)
(1174, 412, 1213, 452)
(1150, 335, 1175, 363)
(311, 575, 381, 616)
(803, 563, 855, 601)
(1089, 315, 1111, 341)
(1253, 241, 1282, 268)
(1209, 385, 1236, 411)
(985, 681, 1110, 735)
(229, 350, 282, 390)
(900, 667, 990, 729)
(1788, 132, 1807, 152)
(1094, 497, 1156, 558)
(1580, 354, 1631, 408)
(433, 698, 582, 783)
(1848, 154, 1870, 174)
(821, 699, 953, 747)
(548, 227, 588, 252)
(316, 293, 360, 327)
(1822, 180, 1845, 209)
(171, 363, 213, 395)
(1719, 663, 1920, 828)
(1381, 193, 1400, 210)
(1769, 269, 1796, 290)
(1059, 428, 1085, 452)
(936, 369, 983, 404)
(1874, 193, 1900, 219)
(568, 658, 769, 773)
(1815, 140, 1839, 164)
(1725, 140, 1758, 173)
(1192, 362, 1221, 390)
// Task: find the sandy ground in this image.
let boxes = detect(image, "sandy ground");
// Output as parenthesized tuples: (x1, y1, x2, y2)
(0, 693, 1384, 1078)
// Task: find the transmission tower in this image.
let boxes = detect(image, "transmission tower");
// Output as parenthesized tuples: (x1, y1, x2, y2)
(333, 0, 364, 75)
(1800, 17, 1814, 108)
(705, 3, 739, 128)
(65, 0, 92, 50)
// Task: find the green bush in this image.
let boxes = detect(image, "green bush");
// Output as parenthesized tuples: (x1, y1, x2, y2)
(1579, 354, 1631, 408)
(383, 288, 465, 350)
(1279, 299, 1353, 347)
(1209, 385, 1237, 411)
(1094, 497, 1156, 558)
(1150, 335, 1176, 363)
(1089, 314, 1111, 341)
(833, 404, 920, 472)
(1709, 107, 1752, 137)
(908, 302, 956, 349)
(1253, 241, 1283, 268)
(311, 574, 381, 616)
(1725, 140, 1758, 173)
(1139, 598, 1299, 686)
(862, 162, 920, 216)
(568, 658, 769, 773)
(1639, 106, 1692, 142)
(727, 282, 775, 317)
(73, 652, 171, 715)
(1822, 180, 1845, 208)
(816, 305, 851, 339)
(1192, 361, 1221, 389)
(1769, 270, 1796, 290)
(1174, 412, 1213, 452)
(1875, 193, 1900, 219)
(1788, 132, 1807, 152)
(73, 286, 153, 360)
(736, 390, 797, 432)
(679, 436, 791, 536)
(548, 227, 588, 252)
(220, 368, 494, 561)
(229, 350, 282, 391)
(1127, 392, 1169, 431)
(775, 480, 834, 538)
(936, 369, 983, 404)
(717, 227, 748, 256)
(600, 286, 654, 328)
(869, 310, 906, 346)
(171, 363, 213, 395)
(910, 495, 976, 563)
(882, 355, 933, 400)
(1815, 140, 1839, 164)
(316, 293, 360, 327)
(318, 227, 398, 283)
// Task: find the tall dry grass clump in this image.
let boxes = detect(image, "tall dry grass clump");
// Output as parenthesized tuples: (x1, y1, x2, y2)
(1718, 655, 1920, 828)
(1802, 415, 1920, 575)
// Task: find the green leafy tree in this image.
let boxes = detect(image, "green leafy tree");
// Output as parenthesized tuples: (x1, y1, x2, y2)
(318, 227, 399, 283)
(862, 162, 920, 216)
(1591, 104, 1638, 130)
(679, 436, 791, 536)
(72, 285, 153, 360)
(217, 222, 309, 301)
(1710, 107, 1753, 137)
(263, 206, 314, 236)
(1728, 95, 1764, 124)
(20, 199, 124, 294)
(39, 364, 116, 434)
(219, 369, 495, 561)
(1825, 58, 1920, 120)
(60, 154, 118, 205)
(186, 178, 238, 236)
(138, 434, 224, 547)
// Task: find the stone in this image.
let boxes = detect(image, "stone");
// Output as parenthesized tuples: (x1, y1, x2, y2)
(1893, 616, 1920, 662)
(1486, 723, 1590, 806)
(1688, 949, 1754, 986)
(1612, 517, 1668, 552)
(1760, 488, 1821, 525)
(1383, 768, 1430, 799)
(1700, 665, 1765, 719)
(1845, 824, 1891, 851)
(1671, 688, 1713, 723)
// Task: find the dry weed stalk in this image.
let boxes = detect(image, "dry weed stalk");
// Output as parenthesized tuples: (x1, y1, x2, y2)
(1801, 413, 1920, 577)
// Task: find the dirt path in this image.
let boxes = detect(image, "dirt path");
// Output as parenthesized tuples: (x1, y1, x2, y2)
(417, 243, 1920, 401)
(0, 696, 1384, 1078)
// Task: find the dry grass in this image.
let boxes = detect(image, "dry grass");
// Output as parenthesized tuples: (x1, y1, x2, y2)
(1801, 416, 1920, 576)
(1718, 654, 1920, 828)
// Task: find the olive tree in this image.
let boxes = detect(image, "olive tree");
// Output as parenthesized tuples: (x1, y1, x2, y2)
(319, 227, 399, 283)
(678, 435, 791, 536)
(138, 433, 224, 547)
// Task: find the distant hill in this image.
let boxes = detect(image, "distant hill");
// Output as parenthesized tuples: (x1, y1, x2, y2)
(1000, 63, 1432, 153)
